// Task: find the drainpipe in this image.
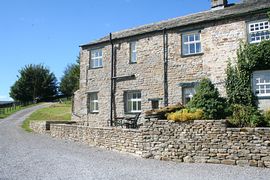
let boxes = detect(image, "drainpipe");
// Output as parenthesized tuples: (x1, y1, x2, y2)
(163, 28, 169, 107)
(110, 33, 114, 126)
(86, 65, 89, 86)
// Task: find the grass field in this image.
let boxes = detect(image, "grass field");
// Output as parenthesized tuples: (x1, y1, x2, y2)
(22, 102, 71, 132)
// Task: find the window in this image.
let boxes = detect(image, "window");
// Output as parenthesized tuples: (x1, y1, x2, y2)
(151, 100, 159, 110)
(252, 70, 270, 97)
(88, 92, 99, 113)
(248, 20, 270, 44)
(130, 41, 137, 63)
(148, 98, 162, 110)
(125, 91, 141, 113)
(182, 31, 202, 56)
(182, 87, 196, 105)
(90, 48, 103, 68)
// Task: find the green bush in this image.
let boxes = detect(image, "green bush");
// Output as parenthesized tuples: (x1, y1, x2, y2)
(187, 78, 228, 119)
(167, 108, 204, 122)
(264, 110, 270, 127)
(228, 104, 265, 127)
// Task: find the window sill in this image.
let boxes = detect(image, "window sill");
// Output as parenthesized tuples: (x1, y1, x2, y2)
(89, 67, 103, 70)
(125, 112, 141, 115)
(257, 96, 270, 100)
(129, 62, 137, 64)
(89, 112, 99, 114)
(181, 52, 204, 58)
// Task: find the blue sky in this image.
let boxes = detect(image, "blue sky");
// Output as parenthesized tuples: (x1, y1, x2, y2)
(0, 0, 240, 101)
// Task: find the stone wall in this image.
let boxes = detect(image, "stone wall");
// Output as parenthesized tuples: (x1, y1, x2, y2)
(34, 119, 270, 168)
(142, 120, 270, 168)
(30, 121, 77, 135)
(50, 125, 143, 155)
(72, 90, 83, 121)
(29, 121, 47, 134)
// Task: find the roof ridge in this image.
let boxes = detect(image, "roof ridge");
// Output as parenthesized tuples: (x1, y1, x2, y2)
(81, 0, 270, 47)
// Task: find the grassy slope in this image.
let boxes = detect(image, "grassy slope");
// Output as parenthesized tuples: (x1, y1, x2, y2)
(22, 102, 71, 132)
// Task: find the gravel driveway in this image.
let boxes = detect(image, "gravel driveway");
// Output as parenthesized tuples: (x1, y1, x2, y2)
(0, 104, 270, 180)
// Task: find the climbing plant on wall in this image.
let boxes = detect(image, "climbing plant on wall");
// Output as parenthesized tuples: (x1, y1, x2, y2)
(226, 40, 270, 107)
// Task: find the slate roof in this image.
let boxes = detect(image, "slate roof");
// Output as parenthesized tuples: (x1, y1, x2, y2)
(81, 0, 270, 47)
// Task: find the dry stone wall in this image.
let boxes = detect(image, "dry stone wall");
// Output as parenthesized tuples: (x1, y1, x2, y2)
(31, 119, 270, 168)
(50, 124, 144, 155)
(29, 121, 47, 134)
(142, 120, 270, 168)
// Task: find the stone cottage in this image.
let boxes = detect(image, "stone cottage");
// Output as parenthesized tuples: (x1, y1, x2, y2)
(73, 0, 270, 126)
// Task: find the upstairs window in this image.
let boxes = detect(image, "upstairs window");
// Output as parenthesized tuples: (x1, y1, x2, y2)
(88, 92, 99, 113)
(90, 48, 103, 68)
(182, 31, 202, 56)
(125, 91, 141, 113)
(130, 41, 137, 63)
(248, 20, 270, 44)
(252, 70, 270, 98)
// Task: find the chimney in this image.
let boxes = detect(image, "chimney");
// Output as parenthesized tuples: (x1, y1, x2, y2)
(211, 0, 228, 10)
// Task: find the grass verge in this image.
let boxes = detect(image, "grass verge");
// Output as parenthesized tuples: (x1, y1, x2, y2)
(22, 102, 71, 132)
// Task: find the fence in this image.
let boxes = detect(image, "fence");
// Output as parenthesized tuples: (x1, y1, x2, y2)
(0, 102, 33, 115)
(0, 96, 71, 116)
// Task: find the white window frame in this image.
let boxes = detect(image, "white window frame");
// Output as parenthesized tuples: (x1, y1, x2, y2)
(130, 41, 137, 63)
(248, 20, 270, 44)
(182, 87, 196, 105)
(252, 70, 270, 98)
(90, 48, 103, 69)
(89, 92, 99, 113)
(182, 31, 202, 56)
(125, 91, 141, 113)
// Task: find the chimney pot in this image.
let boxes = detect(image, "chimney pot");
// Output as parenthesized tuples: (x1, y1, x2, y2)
(211, 0, 228, 10)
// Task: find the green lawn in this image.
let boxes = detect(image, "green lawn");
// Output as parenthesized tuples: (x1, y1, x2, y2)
(22, 102, 71, 132)
(0, 104, 37, 119)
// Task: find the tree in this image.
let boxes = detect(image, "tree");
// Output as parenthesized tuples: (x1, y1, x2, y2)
(10, 64, 58, 102)
(59, 57, 80, 97)
(187, 78, 228, 119)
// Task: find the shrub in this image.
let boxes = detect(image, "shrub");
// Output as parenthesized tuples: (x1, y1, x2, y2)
(228, 104, 265, 127)
(145, 103, 184, 119)
(167, 108, 204, 122)
(264, 110, 270, 127)
(187, 78, 228, 119)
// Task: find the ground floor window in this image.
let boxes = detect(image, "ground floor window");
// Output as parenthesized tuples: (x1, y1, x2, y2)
(151, 100, 159, 110)
(148, 98, 162, 110)
(88, 92, 99, 113)
(182, 87, 196, 105)
(252, 70, 270, 98)
(125, 91, 141, 113)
